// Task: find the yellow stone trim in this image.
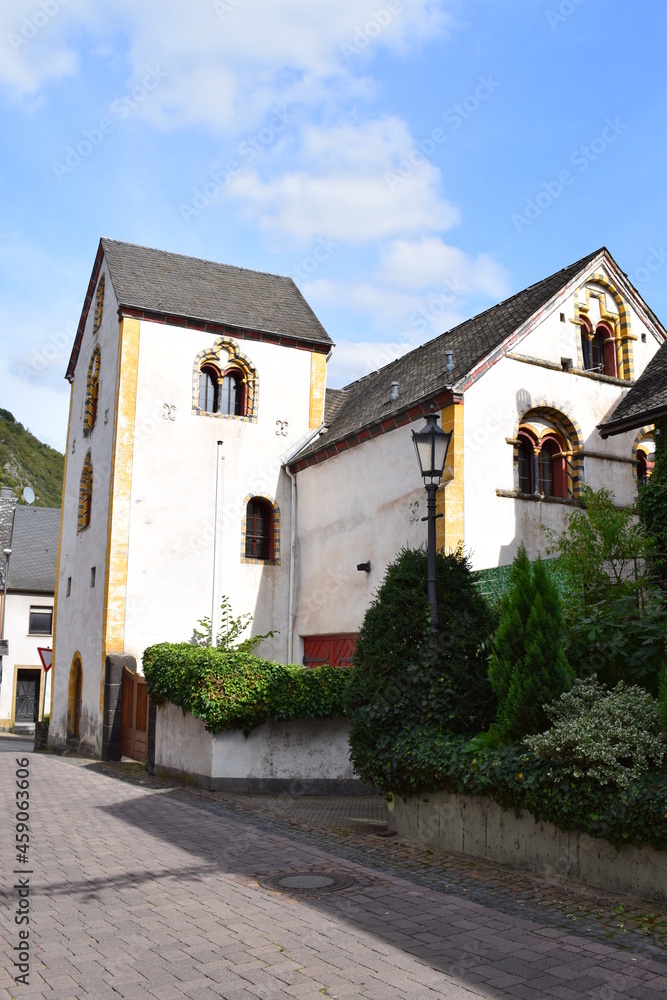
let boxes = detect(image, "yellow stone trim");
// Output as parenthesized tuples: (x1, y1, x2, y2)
(51, 382, 74, 716)
(100, 317, 140, 712)
(309, 351, 327, 430)
(436, 403, 464, 553)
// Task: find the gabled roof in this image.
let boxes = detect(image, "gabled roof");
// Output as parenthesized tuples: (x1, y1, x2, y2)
(598, 341, 667, 437)
(67, 239, 332, 379)
(294, 248, 604, 464)
(7, 507, 60, 593)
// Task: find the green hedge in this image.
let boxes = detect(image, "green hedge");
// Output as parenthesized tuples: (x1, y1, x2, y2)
(143, 643, 349, 736)
(361, 724, 667, 850)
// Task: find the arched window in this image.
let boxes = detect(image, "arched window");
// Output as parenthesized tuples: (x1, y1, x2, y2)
(199, 364, 220, 413)
(77, 452, 93, 532)
(517, 432, 536, 494)
(220, 370, 244, 416)
(84, 346, 101, 435)
(93, 274, 105, 334)
(637, 451, 649, 486)
(245, 498, 273, 560)
(581, 320, 617, 377)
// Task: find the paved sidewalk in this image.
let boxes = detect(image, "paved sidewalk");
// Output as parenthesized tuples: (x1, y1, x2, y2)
(1, 753, 665, 1000)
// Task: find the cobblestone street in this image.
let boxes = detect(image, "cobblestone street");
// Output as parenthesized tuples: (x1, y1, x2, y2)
(1, 746, 665, 1000)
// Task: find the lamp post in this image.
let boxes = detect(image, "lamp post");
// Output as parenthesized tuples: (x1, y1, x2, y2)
(412, 413, 452, 632)
(0, 547, 11, 685)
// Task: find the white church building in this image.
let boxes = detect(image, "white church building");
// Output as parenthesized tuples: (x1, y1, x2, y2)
(49, 239, 665, 758)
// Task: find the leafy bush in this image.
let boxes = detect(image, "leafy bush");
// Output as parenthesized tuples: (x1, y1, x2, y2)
(488, 545, 573, 739)
(362, 723, 667, 849)
(345, 547, 496, 778)
(190, 595, 275, 651)
(525, 679, 666, 789)
(544, 485, 666, 693)
(143, 643, 349, 735)
(660, 663, 667, 734)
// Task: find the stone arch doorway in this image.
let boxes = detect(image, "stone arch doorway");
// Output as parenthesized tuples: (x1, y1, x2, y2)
(68, 655, 83, 741)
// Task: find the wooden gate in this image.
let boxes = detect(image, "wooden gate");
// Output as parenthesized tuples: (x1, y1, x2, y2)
(303, 634, 357, 668)
(120, 668, 148, 763)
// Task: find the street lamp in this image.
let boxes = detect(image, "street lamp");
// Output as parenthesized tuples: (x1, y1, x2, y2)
(412, 413, 452, 632)
(0, 547, 11, 685)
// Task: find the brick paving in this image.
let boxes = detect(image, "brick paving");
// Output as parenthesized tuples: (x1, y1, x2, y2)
(0, 749, 665, 1000)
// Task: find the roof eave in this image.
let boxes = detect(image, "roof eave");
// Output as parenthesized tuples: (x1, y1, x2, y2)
(598, 404, 667, 438)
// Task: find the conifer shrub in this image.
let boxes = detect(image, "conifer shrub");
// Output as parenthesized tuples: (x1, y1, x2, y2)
(345, 547, 496, 785)
(489, 544, 574, 739)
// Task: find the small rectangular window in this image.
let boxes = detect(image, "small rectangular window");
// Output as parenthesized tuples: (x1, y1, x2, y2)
(559, 312, 565, 323)
(29, 607, 52, 635)
(66, 576, 72, 597)
(90, 566, 96, 588)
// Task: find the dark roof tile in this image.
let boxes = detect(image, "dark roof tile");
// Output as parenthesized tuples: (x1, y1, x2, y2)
(7, 507, 60, 592)
(599, 341, 667, 436)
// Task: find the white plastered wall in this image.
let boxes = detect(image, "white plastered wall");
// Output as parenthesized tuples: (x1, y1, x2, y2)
(293, 423, 427, 657)
(122, 320, 314, 671)
(51, 261, 120, 751)
(0, 593, 53, 724)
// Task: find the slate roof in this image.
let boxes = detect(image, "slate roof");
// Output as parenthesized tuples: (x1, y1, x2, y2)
(295, 248, 603, 463)
(101, 239, 332, 346)
(598, 341, 667, 437)
(7, 507, 60, 593)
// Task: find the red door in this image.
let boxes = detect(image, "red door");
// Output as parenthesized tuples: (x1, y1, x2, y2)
(303, 634, 357, 668)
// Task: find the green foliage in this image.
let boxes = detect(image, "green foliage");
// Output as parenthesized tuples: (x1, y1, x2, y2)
(0, 409, 64, 507)
(659, 663, 667, 734)
(358, 723, 667, 849)
(637, 418, 667, 584)
(190, 595, 275, 651)
(345, 547, 497, 778)
(142, 643, 348, 735)
(544, 485, 666, 693)
(489, 545, 573, 739)
(525, 679, 666, 789)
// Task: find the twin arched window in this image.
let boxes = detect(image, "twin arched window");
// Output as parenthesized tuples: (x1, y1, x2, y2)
(199, 364, 245, 416)
(581, 320, 617, 377)
(517, 430, 567, 499)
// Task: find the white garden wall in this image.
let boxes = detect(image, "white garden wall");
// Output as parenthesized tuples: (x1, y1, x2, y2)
(154, 701, 370, 793)
(389, 790, 667, 904)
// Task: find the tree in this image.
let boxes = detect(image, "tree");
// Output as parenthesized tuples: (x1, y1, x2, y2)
(344, 547, 497, 782)
(489, 545, 573, 739)
(637, 418, 667, 587)
(544, 485, 666, 693)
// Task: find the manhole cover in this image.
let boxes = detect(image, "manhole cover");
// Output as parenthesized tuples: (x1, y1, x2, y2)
(259, 871, 356, 894)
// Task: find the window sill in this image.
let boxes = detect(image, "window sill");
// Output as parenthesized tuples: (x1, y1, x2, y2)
(240, 557, 280, 566)
(496, 488, 584, 507)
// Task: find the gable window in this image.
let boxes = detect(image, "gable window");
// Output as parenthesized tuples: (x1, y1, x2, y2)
(245, 498, 272, 560)
(199, 364, 219, 412)
(93, 273, 105, 334)
(29, 606, 52, 635)
(581, 320, 618, 377)
(84, 345, 101, 435)
(78, 451, 93, 532)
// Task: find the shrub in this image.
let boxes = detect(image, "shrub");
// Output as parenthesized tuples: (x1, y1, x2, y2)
(143, 643, 349, 735)
(345, 547, 496, 784)
(362, 723, 667, 849)
(489, 545, 573, 739)
(524, 679, 666, 789)
(544, 485, 666, 693)
(660, 663, 667, 734)
(637, 416, 667, 585)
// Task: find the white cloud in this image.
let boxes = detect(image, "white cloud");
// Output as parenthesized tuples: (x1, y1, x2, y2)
(376, 237, 511, 297)
(228, 118, 459, 244)
(326, 338, 415, 389)
(0, 0, 453, 130)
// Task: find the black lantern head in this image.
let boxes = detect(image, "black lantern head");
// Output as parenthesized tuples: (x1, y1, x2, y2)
(412, 412, 452, 484)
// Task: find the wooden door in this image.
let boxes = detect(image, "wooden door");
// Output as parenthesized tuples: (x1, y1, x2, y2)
(120, 668, 148, 763)
(15, 670, 41, 724)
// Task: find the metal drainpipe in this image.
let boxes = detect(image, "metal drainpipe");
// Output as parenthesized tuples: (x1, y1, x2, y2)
(211, 441, 224, 646)
(285, 465, 297, 664)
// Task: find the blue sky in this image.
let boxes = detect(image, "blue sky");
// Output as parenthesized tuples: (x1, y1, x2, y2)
(0, 0, 665, 452)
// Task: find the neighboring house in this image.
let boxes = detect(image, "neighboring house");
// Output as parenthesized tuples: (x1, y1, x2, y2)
(598, 339, 667, 441)
(0, 493, 59, 733)
(49, 240, 666, 759)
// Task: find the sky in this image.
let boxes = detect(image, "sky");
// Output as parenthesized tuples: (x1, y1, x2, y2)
(0, 0, 665, 452)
